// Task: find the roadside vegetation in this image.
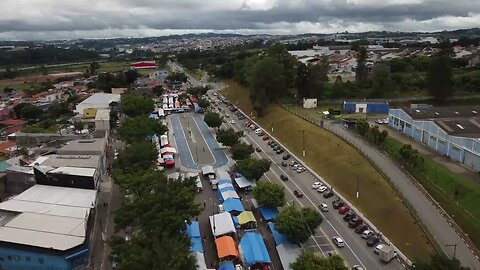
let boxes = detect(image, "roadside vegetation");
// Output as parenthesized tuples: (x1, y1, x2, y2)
(221, 80, 435, 260)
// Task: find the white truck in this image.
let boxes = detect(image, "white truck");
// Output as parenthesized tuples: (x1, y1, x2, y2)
(379, 245, 397, 263)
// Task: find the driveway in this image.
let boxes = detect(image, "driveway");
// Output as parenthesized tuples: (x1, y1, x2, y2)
(326, 122, 480, 269)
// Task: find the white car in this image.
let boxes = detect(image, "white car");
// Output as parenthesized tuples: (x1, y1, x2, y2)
(293, 164, 300, 170)
(312, 182, 322, 189)
(362, 230, 374, 239)
(317, 186, 327, 193)
(374, 244, 385, 254)
(296, 167, 305, 173)
(333, 236, 345, 248)
(319, 203, 328, 212)
(229, 120, 235, 124)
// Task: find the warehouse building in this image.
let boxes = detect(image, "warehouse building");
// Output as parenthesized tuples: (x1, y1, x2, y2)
(389, 106, 480, 171)
(0, 185, 97, 270)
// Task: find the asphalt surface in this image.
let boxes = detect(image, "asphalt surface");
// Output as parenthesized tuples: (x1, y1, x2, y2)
(171, 113, 229, 169)
(327, 122, 480, 270)
(213, 95, 404, 270)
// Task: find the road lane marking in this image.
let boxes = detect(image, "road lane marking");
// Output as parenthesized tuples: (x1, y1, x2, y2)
(190, 114, 217, 165)
(172, 114, 197, 166)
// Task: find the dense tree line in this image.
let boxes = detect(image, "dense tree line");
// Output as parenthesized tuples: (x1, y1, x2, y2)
(93, 69, 141, 92)
(111, 95, 200, 270)
(0, 46, 100, 67)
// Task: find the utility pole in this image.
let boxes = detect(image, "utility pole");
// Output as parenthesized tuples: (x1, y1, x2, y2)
(352, 162, 360, 198)
(446, 244, 457, 258)
(271, 118, 274, 132)
(298, 130, 305, 157)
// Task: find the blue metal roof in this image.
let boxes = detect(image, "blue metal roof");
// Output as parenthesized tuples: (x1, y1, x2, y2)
(267, 222, 290, 246)
(149, 113, 159, 119)
(218, 179, 232, 185)
(223, 198, 244, 213)
(259, 206, 278, 221)
(240, 232, 271, 266)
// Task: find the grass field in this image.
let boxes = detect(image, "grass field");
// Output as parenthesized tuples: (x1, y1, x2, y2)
(222, 80, 435, 261)
(383, 138, 480, 250)
(284, 104, 387, 122)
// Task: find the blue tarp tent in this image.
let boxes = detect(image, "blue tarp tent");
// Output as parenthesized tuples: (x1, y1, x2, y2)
(186, 221, 203, 253)
(240, 232, 271, 267)
(186, 221, 201, 237)
(223, 198, 244, 213)
(259, 206, 278, 221)
(218, 261, 235, 270)
(190, 237, 204, 253)
(149, 113, 159, 120)
(267, 222, 290, 245)
(218, 179, 232, 186)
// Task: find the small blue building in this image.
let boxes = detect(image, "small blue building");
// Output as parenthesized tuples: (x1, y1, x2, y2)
(343, 100, 389, 114)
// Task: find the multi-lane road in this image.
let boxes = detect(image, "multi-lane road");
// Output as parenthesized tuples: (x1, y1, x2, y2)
(212, 94, 406, 270)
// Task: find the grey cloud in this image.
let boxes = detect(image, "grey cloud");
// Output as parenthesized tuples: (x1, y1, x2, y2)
(0, 0, 480, 40)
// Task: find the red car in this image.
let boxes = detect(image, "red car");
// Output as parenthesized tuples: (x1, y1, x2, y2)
(338, 206, 350, 215)
(263, 135, 270, 141)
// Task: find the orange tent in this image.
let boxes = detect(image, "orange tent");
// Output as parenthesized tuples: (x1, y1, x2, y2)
(215, 236, 239, 259)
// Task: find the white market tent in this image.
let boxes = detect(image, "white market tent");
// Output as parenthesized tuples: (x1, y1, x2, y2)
(209, 212, 236, 237)
(193, 252, 207, 270)
(161, 147, 177, 154)
(276, 243, 302, 270)
(221, 190, 239, 201)
(234, 176, 256, 189)
(218, 182, 234, 190)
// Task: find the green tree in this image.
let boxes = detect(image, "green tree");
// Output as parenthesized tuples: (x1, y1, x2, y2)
(236, 157, 270, 181)
(253, 182, 285, 208)
(47, 102, 72, 118)
(231, 142, 253, 160)
(276, 207, 322, 244)
(398, 144, 424, 169)
(167, 71, 188, 83)
(152, 85, 165, 96)
(413, 254, 470, 270)
(113, 169, 201, 234)
(355, 121, 370, 137)
(427, 55, 453, 102)
(113, 142, 159, 174)
(266, 43, 297, 88)
(118, 116, 168, 143)
(89, 61, 100, 75)
(197, 98, 210, 110)
(371, 70, 392, 98)
(356, 47, 368, 84)
(120, 93, 155, 118)
(216, 128, 244, 147)
(187, 86, 209, 97)
(291, 251, 347, 270)
(204, 112, 222, 129)
(249, 56, 286, 102)
(18, 103, 44, 120)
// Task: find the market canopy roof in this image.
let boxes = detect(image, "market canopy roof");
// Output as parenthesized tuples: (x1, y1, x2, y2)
(223, 198, 244, 213)
(215, 236, 239, 259)
(259, 206, 278, 221)
(238, 211, 256, 225)
(218, 261, 235, 270)
(218, 179, 232, 186)
(193, 252, 207, 270)
(160, 147, 177, 154)
(239, 232, 271, 266)
(190, 237, 203, 253)
(201, 165, 215, 176)
(186, 221, 201, 238)
(276, 243, 301, 270)
(220, 190, 239, 201)
(218, 182, 234, 190)
(209, 212, 236, 237)
(267, 222, 289, 246)
(234, 176, 255, 188)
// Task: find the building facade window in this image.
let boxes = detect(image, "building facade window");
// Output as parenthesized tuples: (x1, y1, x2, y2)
(26, 256, 31, 261)
(7, 256, 12, 261)
(38, 258, 44, 264)
(406, 123, 412, 128)
(13, 255, 20, 261)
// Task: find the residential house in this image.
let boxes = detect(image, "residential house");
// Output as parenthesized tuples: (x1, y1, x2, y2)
(0, 119, 27, 136)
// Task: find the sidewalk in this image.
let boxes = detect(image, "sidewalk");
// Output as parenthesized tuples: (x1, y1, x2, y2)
(378, 125, 480, 185)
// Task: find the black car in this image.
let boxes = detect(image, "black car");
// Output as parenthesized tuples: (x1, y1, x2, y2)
(276, 149, 284, 154)
(273, 146, 281, 151)
(355, 224, 368, 234)
(343, 212, 356, 222)
(280, 175, 288, 181)
(255, 147, 262, 152)
(271, 143, 278, 149)
(282, 154, 291, 160)
(366, 236, 380, 247)
(268, 141, 274, 146)
(332, 199, 345, 209)
(348, 217, 363, 228)
(323, 190, 334, 198)
(281, 161, 288, 167)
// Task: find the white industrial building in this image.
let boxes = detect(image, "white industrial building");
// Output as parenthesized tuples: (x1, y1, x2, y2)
(75, 93, 120, 115)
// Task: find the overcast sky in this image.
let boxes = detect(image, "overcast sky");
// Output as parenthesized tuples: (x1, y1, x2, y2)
(1, 0, 480, 40)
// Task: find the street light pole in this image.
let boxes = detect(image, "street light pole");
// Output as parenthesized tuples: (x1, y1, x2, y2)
(271, 118, 274, 132)
(352, 162, 360, 199)
(298, 130, 305, 157)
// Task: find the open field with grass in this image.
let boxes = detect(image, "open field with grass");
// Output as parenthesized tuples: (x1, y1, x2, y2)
(222, 80, 435, 260)
(383, 137, 480, 250)
(284, 104, 387, 123)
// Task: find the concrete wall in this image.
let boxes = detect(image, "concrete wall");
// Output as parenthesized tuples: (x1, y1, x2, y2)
(0, 246, 88, 270)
